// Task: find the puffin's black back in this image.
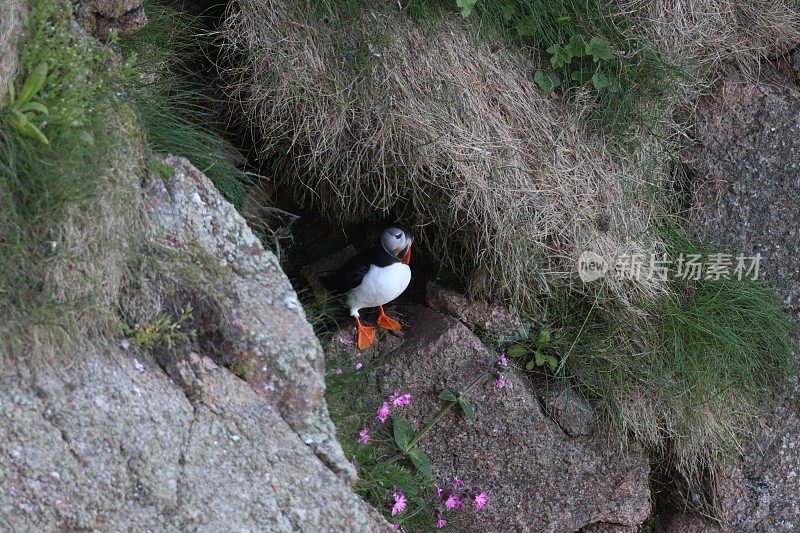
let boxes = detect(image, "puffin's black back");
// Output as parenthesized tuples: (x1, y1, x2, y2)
(320, 246, 400, 294)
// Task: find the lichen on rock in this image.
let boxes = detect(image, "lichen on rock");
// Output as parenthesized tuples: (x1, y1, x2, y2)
(143, 155, 356, 481)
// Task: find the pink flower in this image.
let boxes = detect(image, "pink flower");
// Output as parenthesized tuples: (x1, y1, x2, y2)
(474, 491, 489, 511)
(495, 374, 507, 388)
(391, 488, 407, 516)
(388, 391, 412, 407)
(450, 477, 464, 488)
(435, 511, 447, 529)
(332, 367, 343, 375)
(354, 362, 363, 370)
(337, 333, 354, 346)
(498, 355, 508, 366)
(376, 401, 391, 423)
(434, 485, 443, 499)
(391, 523, 400, 530)
(358, 426, 370, 444)
(444, 492, 461, 511)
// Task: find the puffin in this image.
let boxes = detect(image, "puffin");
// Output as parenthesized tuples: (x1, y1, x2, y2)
(321, 226, 413, 349)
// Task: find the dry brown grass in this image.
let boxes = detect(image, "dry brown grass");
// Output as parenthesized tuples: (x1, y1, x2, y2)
(626, 0, 800, 80)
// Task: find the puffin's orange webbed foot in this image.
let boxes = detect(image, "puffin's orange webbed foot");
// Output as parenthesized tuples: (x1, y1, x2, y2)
(377, 305, 402, 331)
(355, 318, 376, 350)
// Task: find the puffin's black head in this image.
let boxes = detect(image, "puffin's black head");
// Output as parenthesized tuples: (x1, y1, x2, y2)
(380, 226, 413, 264)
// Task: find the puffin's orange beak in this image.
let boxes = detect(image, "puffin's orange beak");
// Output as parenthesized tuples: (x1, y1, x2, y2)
(401, 245, 412, 265)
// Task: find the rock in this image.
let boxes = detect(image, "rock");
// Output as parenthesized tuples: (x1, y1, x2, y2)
(0, 146, 390, 530)
(0, 0, 26, 106)
(145, 155, 355, 480)
(580, 523, 636, 533)
(690, 75, 800, 314)
(712, 378, 800, 531)
(544, 387, 595, 437)
(690, 75, 800, 530)
(379, 307, 651, 532)
(0, 349, 388, 531)
(76, 0, 147, 38)
(661, 512, 722, 532)
(426, 282, 522, 336)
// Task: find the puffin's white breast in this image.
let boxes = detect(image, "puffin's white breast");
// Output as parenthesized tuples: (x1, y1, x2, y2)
(347, 262, 411, 313)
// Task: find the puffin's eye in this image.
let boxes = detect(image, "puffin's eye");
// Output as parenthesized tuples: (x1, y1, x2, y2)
(394, 233, 402, 239)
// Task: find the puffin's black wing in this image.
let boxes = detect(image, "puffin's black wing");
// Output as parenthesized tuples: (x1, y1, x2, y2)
(320, 246, 398, 294)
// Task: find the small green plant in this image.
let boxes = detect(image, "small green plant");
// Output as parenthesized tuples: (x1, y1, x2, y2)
(367, 361, 501, 527)
(381, 381, 480, 479)
(534, 34, 620, 94)
(456, 0, 478, 17)
(230, 350, 255, 379)
(323, 332, 502, 529)
(148, 158, 174, 180)
(438, 389, 475, 422)
(388, 414, 434, 478)
(122, 305, 195, 350)
(502, 326, 558, 372)
(3, 62, 51, 144)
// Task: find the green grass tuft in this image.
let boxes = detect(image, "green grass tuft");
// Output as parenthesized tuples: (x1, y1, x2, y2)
(0, 0, 135, 356)
(551, 231, 795, 488)
(120, 1, 252, 207)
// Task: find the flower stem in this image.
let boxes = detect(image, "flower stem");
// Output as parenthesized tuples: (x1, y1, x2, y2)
(405, 401, 456, 450)
(386, 365, 494, 463)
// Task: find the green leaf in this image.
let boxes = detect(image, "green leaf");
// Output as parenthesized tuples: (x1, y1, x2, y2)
(10, 109, 28, 127)
(592, 70, 610, 91)
(566, 34, 586, 58)
(546, 44, 572, 69)
(438, 389, 458, 402)
(19, 101, 49, 115)
(534, 351, 545, 366)
(525, 359, 536, 371)
(537, 329, 551, 350)
(19, 120, 49, 145)
(555, 15, 571, 23)
(392, 415, 415, 452)
(7, 79, 15, 104)
(533, 70, 561, 93)
(507, 344, 528, 358)
(585, 36, 614, 62)
(407, 448, 433, 478)
(543, 355, 559, 372)
(458, 398, 475, 422)
(19, 62, 48, 105)
(456, 0, 477, 17)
